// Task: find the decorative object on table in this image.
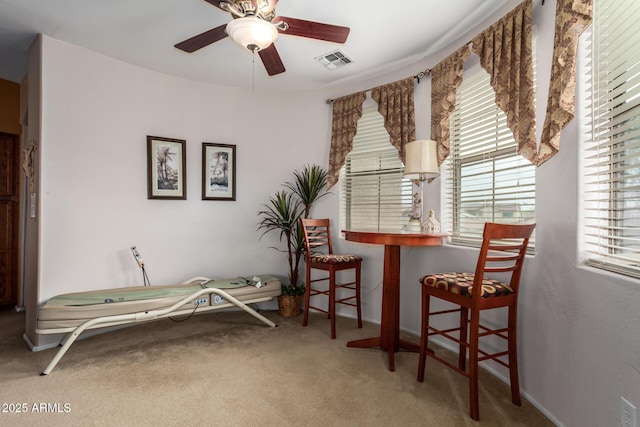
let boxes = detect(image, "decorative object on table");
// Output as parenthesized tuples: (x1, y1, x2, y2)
(257, 164, 329, 317)
(403, 140, 440, 232)
(423, 210, 441, 233)
(147, 136, 186, 200)
(417, 222, 536, 421)
(300, 218, 362, 339)
(202, 143, 236, 201)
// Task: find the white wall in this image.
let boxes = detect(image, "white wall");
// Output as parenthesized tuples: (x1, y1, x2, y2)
(28, 0, 640, 425)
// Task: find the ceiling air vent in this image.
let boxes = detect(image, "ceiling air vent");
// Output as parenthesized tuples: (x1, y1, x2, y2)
(315, 49, 353, 71)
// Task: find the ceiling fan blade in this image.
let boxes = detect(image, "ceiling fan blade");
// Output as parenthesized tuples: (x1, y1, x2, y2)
(274, 16, 350, 44)
(203, 0, 227, 12)
(258, 45, 286, 76)
(174, 24, 228, 53)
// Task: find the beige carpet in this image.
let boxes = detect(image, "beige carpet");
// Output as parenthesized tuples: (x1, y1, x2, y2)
(0, 308, 553, 426)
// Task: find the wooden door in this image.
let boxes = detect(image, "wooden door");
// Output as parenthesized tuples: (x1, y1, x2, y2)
(0, 133, 19, 307)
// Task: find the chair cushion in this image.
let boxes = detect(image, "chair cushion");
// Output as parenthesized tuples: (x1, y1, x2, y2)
(310, 254, 362, 264)
(420, 273, 514, 298)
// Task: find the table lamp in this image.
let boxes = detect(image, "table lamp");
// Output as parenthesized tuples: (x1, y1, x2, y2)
(403, 140, 440, 232)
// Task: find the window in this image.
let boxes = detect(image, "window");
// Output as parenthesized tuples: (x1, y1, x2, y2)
(443, 68, 536, 249)
(583, 0, 640, 278)
(340, 107, 412, 231)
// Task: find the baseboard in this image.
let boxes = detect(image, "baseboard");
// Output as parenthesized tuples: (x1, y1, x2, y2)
(22, 332, 60, 352)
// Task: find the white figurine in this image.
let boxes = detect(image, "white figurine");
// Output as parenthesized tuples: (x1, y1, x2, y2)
(411, 192, 422, 220)
(423, 210, 441, 233)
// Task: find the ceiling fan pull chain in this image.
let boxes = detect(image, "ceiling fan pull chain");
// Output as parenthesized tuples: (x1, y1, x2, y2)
(252, 49, 256, 95)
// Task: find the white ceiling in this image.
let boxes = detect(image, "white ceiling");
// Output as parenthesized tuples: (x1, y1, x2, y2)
(0, 0, 514, 91)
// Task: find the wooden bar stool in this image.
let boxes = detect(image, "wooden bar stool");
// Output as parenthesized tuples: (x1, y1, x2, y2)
(300, 218, 363, 339)
(417, 222, 535, 421)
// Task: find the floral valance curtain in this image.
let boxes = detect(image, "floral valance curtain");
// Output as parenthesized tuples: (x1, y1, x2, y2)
(371, 77, 416, 164)
(536, 0, 592, 166)
(431, 45, 471, 166)
(327, 91, 366, 189)
(471, 0, 537, 163)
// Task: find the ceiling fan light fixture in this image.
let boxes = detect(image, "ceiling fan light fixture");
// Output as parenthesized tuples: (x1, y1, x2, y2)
(226, 16, 278, 52)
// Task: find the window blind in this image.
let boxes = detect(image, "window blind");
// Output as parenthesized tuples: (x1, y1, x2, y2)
(340, 107, 412, 231)
(583, 0, 640, 278)
(444, 69, 536, 249)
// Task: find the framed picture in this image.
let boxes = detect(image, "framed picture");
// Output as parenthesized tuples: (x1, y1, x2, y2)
(147, 136, 186, 200)
(202, 143, 236, 201)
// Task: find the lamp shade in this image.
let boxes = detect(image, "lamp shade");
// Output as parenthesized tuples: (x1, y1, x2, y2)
(404, 140, 440, 181)
(226, 17, 279, 52)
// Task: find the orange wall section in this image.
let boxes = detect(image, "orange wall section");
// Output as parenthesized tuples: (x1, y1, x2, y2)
(0, 78, 21, 135)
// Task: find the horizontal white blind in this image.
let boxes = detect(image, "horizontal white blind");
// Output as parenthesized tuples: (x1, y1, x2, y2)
(583, 0, 640, 278)
(444, 69, 536, 249)
(340, 107, 412, 231)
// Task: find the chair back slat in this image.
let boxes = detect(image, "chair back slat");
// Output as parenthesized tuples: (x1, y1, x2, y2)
(486, 254, 520, 262)
(487, 244, 525, 251)
(484, 266, 519, 273)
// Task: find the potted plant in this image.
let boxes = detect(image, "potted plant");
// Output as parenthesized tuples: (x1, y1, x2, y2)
(257, 164, 329, 317)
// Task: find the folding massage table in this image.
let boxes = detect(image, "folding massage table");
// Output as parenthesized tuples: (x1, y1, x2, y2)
(36, 275, 281, 375)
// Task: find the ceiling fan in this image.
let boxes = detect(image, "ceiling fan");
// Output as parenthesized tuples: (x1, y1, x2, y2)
(174, 0, 351, 76)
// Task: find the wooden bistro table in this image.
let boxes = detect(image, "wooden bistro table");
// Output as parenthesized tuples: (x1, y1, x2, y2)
(342, 229, 447, 371)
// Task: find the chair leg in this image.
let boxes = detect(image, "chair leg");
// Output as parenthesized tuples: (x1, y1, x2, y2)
(417, 288, 430, 382)
(355, 263, 362, 328)
(468, 308, 480, 421)
(329, 268, 336, 339)
(507, 304, 522, 406)
(302, 266, 311, 327)
(459, 307, 468, 370)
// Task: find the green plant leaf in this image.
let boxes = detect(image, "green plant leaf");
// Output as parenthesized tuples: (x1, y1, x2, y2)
(280, 284, 305, 296)
(284, 164, 329, 218)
